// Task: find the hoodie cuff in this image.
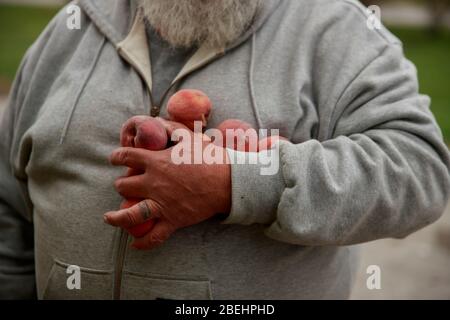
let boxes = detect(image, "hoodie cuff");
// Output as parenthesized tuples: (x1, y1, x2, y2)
(222, 143, 286, 225)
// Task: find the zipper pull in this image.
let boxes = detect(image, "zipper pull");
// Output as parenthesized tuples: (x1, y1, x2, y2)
(151, 105, 160, 117)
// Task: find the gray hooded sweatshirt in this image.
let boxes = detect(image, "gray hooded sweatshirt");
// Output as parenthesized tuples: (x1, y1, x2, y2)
(1, 0, 449, 300)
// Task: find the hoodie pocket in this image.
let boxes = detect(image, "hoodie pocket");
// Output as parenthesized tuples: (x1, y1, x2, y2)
(42, 259, 113, 300)
(120, 272, 213, 300)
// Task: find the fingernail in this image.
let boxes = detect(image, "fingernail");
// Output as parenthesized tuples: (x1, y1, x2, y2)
(103, 214, 110, 224)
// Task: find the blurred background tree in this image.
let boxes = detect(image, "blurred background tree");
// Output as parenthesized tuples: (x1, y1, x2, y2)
(427, 0, 450, 33)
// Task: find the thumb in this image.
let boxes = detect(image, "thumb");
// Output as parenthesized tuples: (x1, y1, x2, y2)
(103, 199, 161, 229)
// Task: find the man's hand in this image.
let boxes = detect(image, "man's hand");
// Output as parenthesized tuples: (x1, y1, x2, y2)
(103, 119, 231, 250)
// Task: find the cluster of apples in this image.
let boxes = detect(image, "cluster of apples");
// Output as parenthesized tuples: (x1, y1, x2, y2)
(119, 89, 286, 238)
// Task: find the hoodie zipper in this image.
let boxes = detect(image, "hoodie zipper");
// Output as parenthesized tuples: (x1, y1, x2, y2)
(150, 84, 173, 117)
(150, 51, 225, 117)
(112, 51, 224, 300)
(113, 229, 128, 300)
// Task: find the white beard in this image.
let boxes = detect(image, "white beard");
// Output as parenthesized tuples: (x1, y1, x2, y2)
(138, 0, 262, 49)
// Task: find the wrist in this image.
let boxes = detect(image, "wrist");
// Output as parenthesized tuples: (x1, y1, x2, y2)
(217, 162, 232, 214)
(215, 147, 232, 214)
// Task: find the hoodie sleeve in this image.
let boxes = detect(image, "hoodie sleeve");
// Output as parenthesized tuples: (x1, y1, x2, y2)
(0, 52, 37, 299)
(0, 9, 61, 298)
(223, 44, 450, 246)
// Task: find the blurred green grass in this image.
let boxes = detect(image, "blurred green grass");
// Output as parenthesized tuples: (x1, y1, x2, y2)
(0, 4, 60, 87)
(0, 4, 448, 142)
(389, 27, 450, 143)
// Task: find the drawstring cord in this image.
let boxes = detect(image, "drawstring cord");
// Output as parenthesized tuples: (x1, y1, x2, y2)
(248, 32, 263, 130)
(60, 36, 107, 144)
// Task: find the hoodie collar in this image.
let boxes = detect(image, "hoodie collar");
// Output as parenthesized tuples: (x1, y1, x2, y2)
(77, 0, 281, 93)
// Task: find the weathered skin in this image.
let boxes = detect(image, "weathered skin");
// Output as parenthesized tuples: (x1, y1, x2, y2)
(119, 116, 167, 238)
